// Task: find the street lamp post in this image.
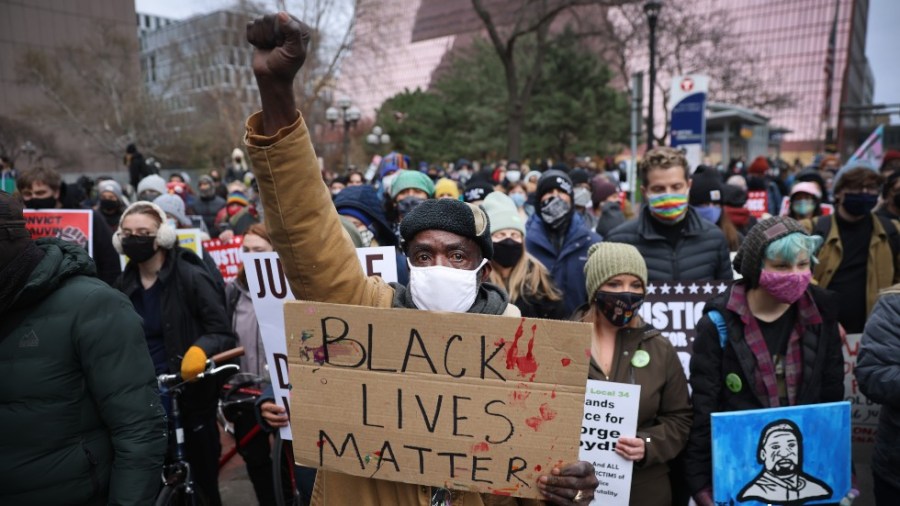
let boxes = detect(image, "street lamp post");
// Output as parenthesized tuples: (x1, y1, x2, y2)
(326, 98, 361, 173)
(366, 125, 391, 151)
(644, 0, 662, 151)
(20, 141, 36, 168)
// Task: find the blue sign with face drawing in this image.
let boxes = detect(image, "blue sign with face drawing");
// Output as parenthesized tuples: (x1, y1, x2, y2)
(711, 402, 850, 505)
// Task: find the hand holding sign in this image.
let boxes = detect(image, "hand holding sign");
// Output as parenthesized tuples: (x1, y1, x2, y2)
(538, 462, 599, 504)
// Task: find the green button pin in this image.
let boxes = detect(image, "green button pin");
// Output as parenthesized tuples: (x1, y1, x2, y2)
(631, 349, 650, 368)
(726, 373, 743, 393)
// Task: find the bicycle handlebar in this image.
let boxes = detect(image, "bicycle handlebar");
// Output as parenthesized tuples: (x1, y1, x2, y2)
(158, 347, 245, 389)
(210, 346, 244, 364)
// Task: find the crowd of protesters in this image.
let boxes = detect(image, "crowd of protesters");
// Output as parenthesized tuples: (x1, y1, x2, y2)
(2, 10, 900, 506)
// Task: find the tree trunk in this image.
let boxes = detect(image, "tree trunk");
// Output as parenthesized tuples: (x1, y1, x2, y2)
(507, 99, 524, 161)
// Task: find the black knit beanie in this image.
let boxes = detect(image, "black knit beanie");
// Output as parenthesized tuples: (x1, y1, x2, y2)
(733, 216, 807, 286)
(0, 192, 31, 268)
(537, 170, 574, 201)
(689, 169, 723, 206)
(400, 199, 493, 260)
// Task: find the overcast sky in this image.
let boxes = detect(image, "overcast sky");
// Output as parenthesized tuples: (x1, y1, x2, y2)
(135, 0, 900, 112)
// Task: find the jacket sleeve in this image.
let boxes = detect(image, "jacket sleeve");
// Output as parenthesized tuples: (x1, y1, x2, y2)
(74, 284, 167, 505)
(820, 319, 845, 403)
(856, 292, 900, 407)
(189, 263, 237, 357)
(684, 315, 722, 495)
(244, 112, 393, 307)
(637, 341, 692, 467)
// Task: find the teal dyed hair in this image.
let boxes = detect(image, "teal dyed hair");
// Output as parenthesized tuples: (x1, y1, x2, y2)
(763, 232, 824, 266)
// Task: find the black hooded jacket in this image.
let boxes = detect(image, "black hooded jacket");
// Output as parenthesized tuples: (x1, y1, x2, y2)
(684, 283, 844, 496)
(116, 245, 235, 419)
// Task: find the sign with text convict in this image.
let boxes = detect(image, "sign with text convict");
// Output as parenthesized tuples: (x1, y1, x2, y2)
(286, 302, 591, 499)
(24, 209, 93, 257)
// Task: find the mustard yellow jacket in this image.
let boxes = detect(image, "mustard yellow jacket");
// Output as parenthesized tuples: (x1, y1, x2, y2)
(812, 214, 900, 317)
(244, 112, 535, 506)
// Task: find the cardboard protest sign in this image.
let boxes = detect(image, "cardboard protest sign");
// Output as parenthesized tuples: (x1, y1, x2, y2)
(242, 249, 399, 440)
(746, 190, 769, 218)
(177, 228, 204, 256)
(638, 281, 730, 380)
(579, 380, 640, 505)
(24, 209, 93, 257)
(712, 402, 851, 506)
(285, 302, 591, 498)
(203, 235, 243, 282)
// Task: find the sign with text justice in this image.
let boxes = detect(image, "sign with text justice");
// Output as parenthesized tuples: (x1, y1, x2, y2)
(285, 302, 590, 499)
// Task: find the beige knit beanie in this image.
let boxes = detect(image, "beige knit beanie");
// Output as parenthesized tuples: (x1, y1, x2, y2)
(584, 242, 649, 300)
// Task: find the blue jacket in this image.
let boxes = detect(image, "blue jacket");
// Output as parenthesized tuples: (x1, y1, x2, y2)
(525, 212, 602, 317)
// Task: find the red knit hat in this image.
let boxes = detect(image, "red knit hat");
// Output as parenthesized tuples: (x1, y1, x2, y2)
(748, 156, 770, 175)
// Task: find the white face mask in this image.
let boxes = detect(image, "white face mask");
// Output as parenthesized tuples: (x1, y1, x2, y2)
(505, 170, 522, 184)
(408, 258, 487, 313)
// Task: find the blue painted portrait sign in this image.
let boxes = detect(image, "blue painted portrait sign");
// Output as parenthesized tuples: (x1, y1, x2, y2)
(711, 402, 850, 505)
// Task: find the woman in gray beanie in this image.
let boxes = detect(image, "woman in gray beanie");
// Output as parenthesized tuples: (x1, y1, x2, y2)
(684, 216, 845, 506)
(582, 242, 692, 506)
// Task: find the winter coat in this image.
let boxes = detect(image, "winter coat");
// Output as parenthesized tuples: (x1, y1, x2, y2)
(116, 245, 235, 419)
(525, 212, 602, 317)
(244, 111, 538, 506)
(811, 214, 900, 317)
(684, 283, 843, 496)
(0, 239, 166, 505)
(587, 324, 692, 506)
(605, 207, 733, 282)
(194, 195, 226, 237)
(855, 285, 900, 489)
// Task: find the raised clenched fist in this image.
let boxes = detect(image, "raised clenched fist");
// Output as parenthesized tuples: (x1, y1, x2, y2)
(246, 12, 311, 85)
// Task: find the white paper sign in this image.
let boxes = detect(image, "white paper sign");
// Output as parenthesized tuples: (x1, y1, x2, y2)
(242, 247, 398, 440)
(579, 380, 641, 506)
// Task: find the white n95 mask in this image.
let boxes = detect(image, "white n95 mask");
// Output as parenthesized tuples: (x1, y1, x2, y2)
(408, 259, 488, 313)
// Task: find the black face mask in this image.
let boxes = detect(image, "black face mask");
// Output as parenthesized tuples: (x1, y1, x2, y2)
(396, 197, 425, 220)
(540, 196, 572, 231)
(99, 199, 120, 213)
(121, 235, 158, 264)
(492, 238, 524, 268)
(841, 192, 878, 216)
(594, 290, 644, 327)
(25, 196, 57, 210)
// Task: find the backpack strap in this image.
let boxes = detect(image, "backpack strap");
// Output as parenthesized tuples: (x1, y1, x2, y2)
(874, 214, 900, 259)
(707, 309, 729, 349)
(812, 215, 832, 239)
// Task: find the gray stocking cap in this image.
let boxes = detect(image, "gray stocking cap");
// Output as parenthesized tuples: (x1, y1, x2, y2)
(732, 216, 807, 287)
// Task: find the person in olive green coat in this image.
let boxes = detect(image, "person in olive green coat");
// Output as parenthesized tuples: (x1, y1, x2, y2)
(0, 192, 167, 506)
(581, 242, 693, 506)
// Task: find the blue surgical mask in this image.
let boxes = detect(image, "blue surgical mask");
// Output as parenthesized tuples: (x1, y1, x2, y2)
(509, 193, 526, 208)
(694, 205, 722, 224)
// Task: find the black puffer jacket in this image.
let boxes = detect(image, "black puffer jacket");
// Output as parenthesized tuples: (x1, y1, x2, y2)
(856, 285, 900, 490)
(605, 206, 733, 282)
(684, 283, 844, 496)
(117, 245, 235, 419)
(0, 239, 166, 505)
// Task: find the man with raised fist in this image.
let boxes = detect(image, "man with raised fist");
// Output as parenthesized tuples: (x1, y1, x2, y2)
(243, 12, 598, 506)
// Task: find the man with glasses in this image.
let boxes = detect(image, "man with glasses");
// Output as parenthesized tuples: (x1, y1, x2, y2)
(812, 162, 900, 333)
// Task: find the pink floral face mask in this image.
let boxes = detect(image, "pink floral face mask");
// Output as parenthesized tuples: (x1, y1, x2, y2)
(758, 270, 812, 303)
